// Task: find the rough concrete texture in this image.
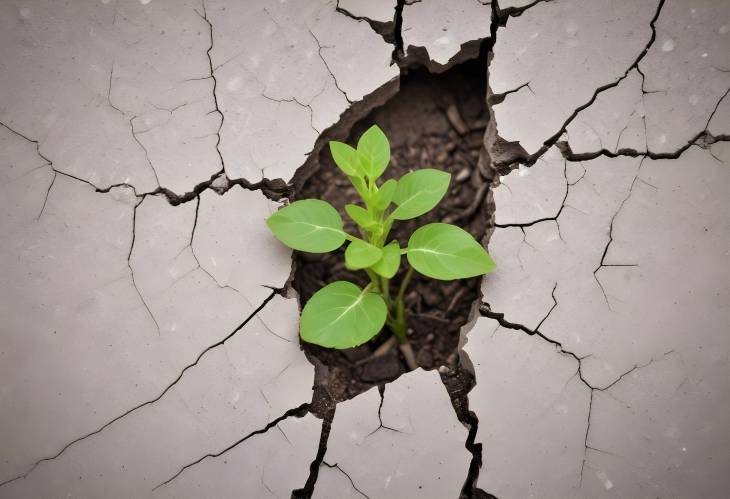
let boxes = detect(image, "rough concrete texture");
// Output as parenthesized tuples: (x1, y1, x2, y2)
(337, 0, 396, 24)
(316, 370, 470, 498)
(402, 0, 492, 67)
(1, 0, 729, 498)
(473, 0, 730, 497)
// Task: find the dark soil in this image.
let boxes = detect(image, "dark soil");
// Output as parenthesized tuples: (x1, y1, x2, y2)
(292, 58, 491, 408)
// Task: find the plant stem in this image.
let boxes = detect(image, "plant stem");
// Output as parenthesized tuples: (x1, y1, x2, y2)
(365, 268, 381, 293)
(384, 267, 411, 342)
(395, 266, 413, 305)
(380, 276, 390, 305)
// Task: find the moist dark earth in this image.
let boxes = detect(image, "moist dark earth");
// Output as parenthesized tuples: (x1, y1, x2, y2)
(291, 58, 494, 409)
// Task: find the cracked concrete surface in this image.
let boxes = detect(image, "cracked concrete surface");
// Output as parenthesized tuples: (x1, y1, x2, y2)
(401, 0, 492, 68)
(1, 0, 729, 497)
(315, 370, 471, 498)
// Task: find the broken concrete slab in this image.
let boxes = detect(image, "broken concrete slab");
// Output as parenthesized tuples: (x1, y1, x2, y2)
(0, 0, 223, 194)
(337, 0, 395, 24)
(484, 153, 646, 388)
(479, 142, 730, 496)
(130, 94, 222, 195)
(153, 414, 321, 499)
(489, 0, 658, 157)
(0, 294, 313, 498)
(584, 351, 729, 499)
(639, 0, 730, 153)
(565, 69, 647, 155)
(209, 0, 398, 182)
(0, 179, 298, 487)
(492, 146, 566, 225)
(402, 0, 491, 68)
(2, 0, 730, 496)
(316, 369, 470, 498)
(465, 317, 589, 499)
(192, 186, 292, 305)
(558, 1, 730, 158)
(0, 176, 145, 481)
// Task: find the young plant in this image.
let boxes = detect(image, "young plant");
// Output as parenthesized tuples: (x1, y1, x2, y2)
(266, 125, 495, 357)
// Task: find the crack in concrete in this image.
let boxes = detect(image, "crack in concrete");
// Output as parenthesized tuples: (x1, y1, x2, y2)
(107, 62, 124, 116)
(592, 160, 645, 310)
(493, 159, 571, 240)
(192, 1, 227, 178)
(308, 29, 353, 104)
(488, 81, 533, 105)
(153, 403, 310, 490)
(128, 115, 162, 190)
(0, 290, 279, 488)
(0, 118, 288, 210)
(293, 410, 334, 498)
(491, 0, 666, 168)
(392, 0, 406, 65)
(365, 385, 401, 438)
(477, 300, 676, 488)
(5, 1, 683, 496)
(261, 93, 320, 135)
(578, 350, 676, 485)
(36, 168, 56, 221)
(494, 0, 553, 20)
(107, 62, 162, 188)
(128, 197, 162, 335)
(334, 0, 397, 52)
(0, 122, 107, 220)
(172, 194, 250, 298)
(322, 461, 371, 499)
(556, 85, 730, 162)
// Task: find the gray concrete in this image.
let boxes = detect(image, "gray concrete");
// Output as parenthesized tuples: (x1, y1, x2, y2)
(473, 1, 730, 497)
(402, 0, 492, 67)
(1, 0, 729, 498)
(316, 370, 471, 499)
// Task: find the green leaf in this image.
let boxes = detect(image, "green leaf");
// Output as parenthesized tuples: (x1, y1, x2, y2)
(345, 239, 383, 270)
(349, 175, 370, 202)
(345, 204, 377, 229)
(357, 124, 390, 180)
(266, 199, 346, 253)
(371, 240, 400, 278)
(373, 178, 397, 210)
(300, 281, 387, 349)
(391, 169, 451, 220)
(330, 141, 362, 177)
(406, 223, 496, 280)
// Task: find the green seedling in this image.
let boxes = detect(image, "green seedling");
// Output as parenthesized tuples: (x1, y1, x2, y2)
(266, 125, 496, 359)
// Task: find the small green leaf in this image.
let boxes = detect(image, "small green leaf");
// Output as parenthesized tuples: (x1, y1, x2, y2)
(345, 204, 376, 229)
(330, 141, 362, 177)
(266, 199, 346, 253)
(345, 239, 383, 270)
(371, 240, 400, 278)
(357, 124, 390, 180)
(373, 178, 397, 210)
(391, 169, 451, 220)
(300, 281, 387, 348)
(406, 223, 495, 280)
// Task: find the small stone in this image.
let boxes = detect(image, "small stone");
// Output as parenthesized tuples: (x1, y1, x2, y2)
(446, 105, 469, 135)
(455, 168, 471, 183)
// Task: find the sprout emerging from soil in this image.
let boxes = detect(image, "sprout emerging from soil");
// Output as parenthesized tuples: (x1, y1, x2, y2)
(266, 125, 495, 367)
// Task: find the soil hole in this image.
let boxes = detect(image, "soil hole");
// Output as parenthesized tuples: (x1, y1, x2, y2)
(291, 56, 493, 408)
